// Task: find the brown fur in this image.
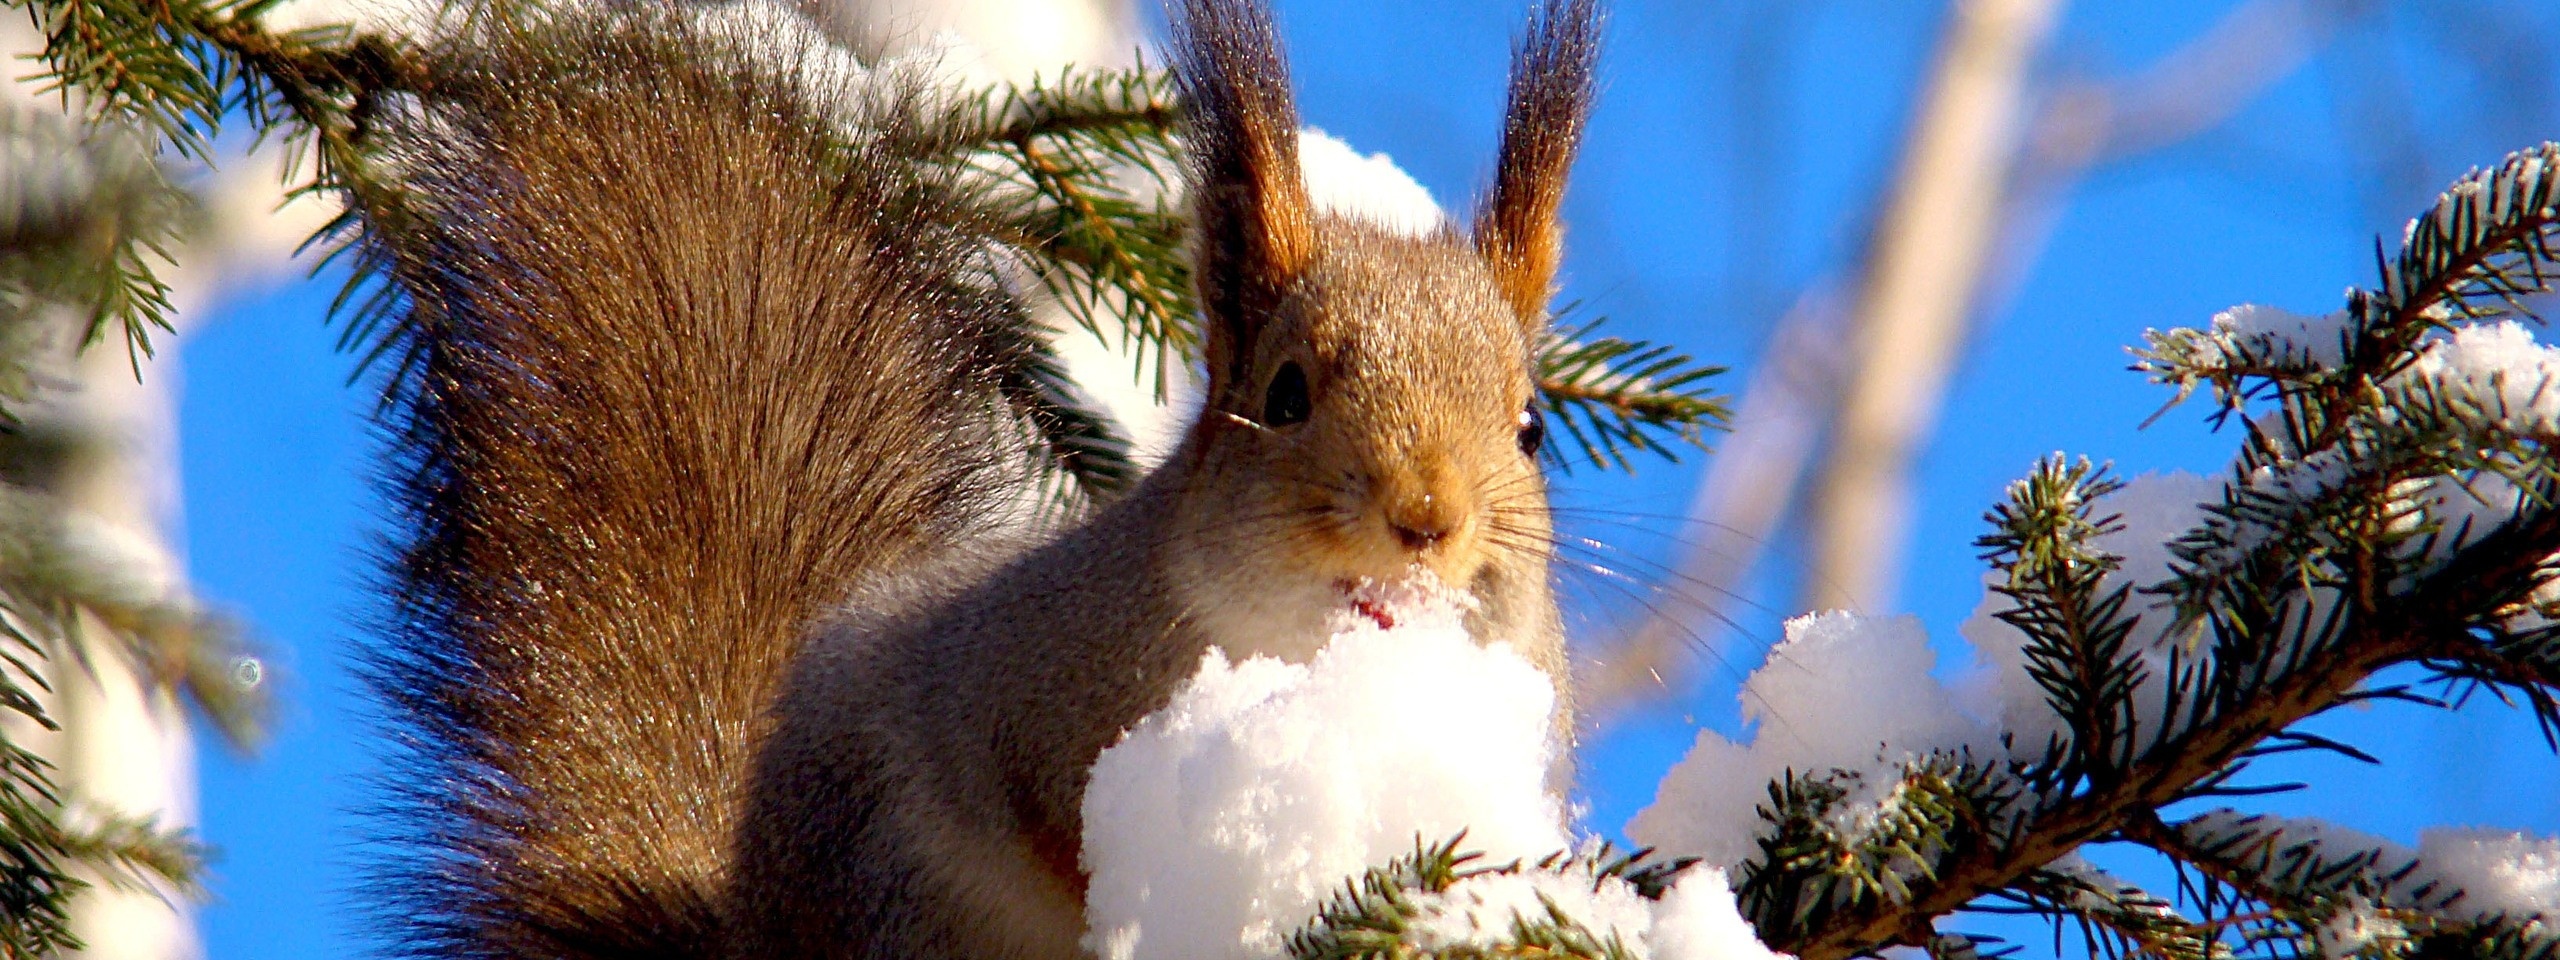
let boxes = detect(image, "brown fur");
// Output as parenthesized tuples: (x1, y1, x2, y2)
(1168, 0, 1317, 390)
(364, 12, 1034, 959)
(1479, 0, 1602, 327)
(369, 1, 1602, 958)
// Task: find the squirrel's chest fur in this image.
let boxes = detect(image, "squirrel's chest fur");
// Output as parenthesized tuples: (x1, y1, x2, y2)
(732, 501, 1207, 958)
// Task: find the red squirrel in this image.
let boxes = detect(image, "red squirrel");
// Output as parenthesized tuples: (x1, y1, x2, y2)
(361, 0, 1597, 955)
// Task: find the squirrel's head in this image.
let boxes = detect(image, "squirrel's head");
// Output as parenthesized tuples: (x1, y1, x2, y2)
(1159, 0, 1596, 664)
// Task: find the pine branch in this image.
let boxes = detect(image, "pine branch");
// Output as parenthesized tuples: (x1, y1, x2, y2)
(11, 0, 420, 387)
(0, 480, 233, 959)
(0, 783, 211, 959)
(943, 66, 1193, 391)
(1739, 757, 2045, 950)
(41, 806, 208, 898)
(0, 426, 257, 960)
(2134, 144, 2560, 423)
(989, 316, 1140, 505)
(1535, 315, 1729, 473)
(1759, 487, 2554, 960)
(911, 65, 1185, 500)
(0, 483, 266, 746)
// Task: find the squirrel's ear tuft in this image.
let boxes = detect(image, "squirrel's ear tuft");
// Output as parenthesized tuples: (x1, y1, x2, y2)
(1477, 0, 1600, 334)
(1173, 0, 1315, 391)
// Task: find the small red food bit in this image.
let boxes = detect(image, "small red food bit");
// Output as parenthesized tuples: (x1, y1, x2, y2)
(1351, 597, 1397, 630)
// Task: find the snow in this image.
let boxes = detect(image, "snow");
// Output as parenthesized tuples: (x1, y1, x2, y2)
(687, 0, 894, 96)
(2188, 812, 2560, 931)
(2393, 320, 2560, 436)
(1410, 864, 1656, 951)
(1296, 128, 1449, 238)
(1079, 576, 1569, 960)
(1651, 870, 1795, 960)
(1627, 610, 1997, 867)
(1080, 573, 1784, 960)
(1408, 864, 1788, 960)
(2312, 899, 2409, 959)
(2208, 304, 2356, 369)
(252, 0, 452, 43)
(2419, 828, 2560, 922)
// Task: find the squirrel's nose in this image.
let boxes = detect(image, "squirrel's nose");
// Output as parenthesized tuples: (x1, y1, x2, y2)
(1383, 490, 1463, 553)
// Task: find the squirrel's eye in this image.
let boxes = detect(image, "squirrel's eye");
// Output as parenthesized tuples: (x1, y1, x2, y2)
(1517, 402, 1546, 458)
(1263, 361, 1312, 427)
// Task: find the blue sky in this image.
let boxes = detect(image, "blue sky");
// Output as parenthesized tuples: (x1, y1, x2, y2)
(177, 1, 2560, 956)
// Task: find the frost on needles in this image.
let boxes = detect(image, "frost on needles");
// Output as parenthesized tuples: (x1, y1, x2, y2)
(1077, 143, 2560, 960)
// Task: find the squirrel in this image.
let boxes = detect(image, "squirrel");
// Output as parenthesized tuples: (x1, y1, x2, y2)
(359, 0, 1599, 957)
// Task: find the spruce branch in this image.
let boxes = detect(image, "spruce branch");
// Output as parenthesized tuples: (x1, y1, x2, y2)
(1535, 315, 1730, 473)
(1976, 458, 2146, 785)
(944, 65, 1194, 391)
(947, 66, 1183, 498)
(1988, 860, 2219, 960)
(0, 482, 266, 745)
(12, 0, 420, 378)
(1286, 834, 1695, 960)
(0, 781, 211, 958)
(2126, 811, 2560, 960)
(0, 480, 240, 960)
(0, 104, 193, 388)
(989, 315, 1140, 504)
(1757, 483, 2551, 960)
(1741, 142, 2560, 960)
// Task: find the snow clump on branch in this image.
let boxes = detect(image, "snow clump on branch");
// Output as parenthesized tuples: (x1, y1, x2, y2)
(1628, 610, 1995, 867)
(1630, 474, 2222, 867)
(2394, 320, 2560, 436)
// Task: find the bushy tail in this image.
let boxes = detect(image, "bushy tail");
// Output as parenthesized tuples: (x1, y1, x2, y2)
(359, 11, 1035, 958)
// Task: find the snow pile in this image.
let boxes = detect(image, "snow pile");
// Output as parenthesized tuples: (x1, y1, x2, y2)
(1408, 864, 1655, 949)
(1081, 575, 1785, 960)
(1649, 870, 1793, 960)
(1628, 611, 1995, 867)
(1079, 579, 1567, 960)
(252, 0, 453, 44)
(2394, 320, 2560, 435)
(1297, 128, 1448, 238)
(2420, 828, 2560, 921)
(688, 0, 901, 96)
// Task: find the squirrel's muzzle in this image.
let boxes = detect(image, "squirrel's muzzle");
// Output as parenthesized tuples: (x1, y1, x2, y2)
(1375, 465, 1473, 561)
